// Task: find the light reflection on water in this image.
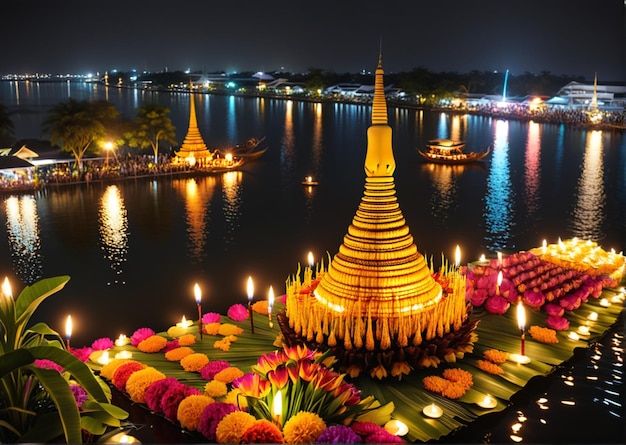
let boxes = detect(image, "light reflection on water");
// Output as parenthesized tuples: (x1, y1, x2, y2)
(98, 185, 128, 284)
(523, 122, 541, 218)
(221, 171, 243, 249)
(4, 195, 42, 283)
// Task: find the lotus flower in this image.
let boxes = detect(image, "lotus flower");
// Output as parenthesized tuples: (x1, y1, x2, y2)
(522, 289, 545, 310)
(485, 295, 510, 315)
(546, 315, 570, 331)
(543, 302, 564, 317)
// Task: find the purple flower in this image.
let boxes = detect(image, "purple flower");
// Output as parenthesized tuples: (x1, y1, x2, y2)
(544, 302, 564, 317)
(70, 384, 88, 408)
(200, 360, 231, 380)
(485, 295, 510, 315)
(34, 359, 64, 373)
(144, 377, 179, 413)
(202, 312, 221, 324)
(91, 337, 114, 351)
(365, 429, 404, 443)
(131, 327, 155, 346)
(227, 303, 248, 322)
(317, 425, 363, 443)
(546, 315, 570, 331)
(197, 402, 240, 442)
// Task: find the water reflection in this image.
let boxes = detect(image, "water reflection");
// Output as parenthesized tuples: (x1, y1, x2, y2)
(484, 120, 514, 252)
(222, 171, 243, 249)
(280, 100, 295, 190)
(524, 122, 541, 218)
(424, 164, 463, 224)
(570, 130, 605, 240)
(4, 195, 42, 283)
(304, 103, 323, 223)
(174, 177, 215, 263)
(99, 185, 129, 284)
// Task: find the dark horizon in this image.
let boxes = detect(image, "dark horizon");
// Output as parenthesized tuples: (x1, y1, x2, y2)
(2, 0, 624, 83)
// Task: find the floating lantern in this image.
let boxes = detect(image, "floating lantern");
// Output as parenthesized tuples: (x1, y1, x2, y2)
(176, 316, 193, 328)
(477, 394, 497, 409)
(268, 286, 275, 328)
(115, 334, 129, 347)
(423, 403, 443, 419)
(247, 276, 255, 334)
(194, 283, 202, 340)
(65, 315, 72, 350)
(384, 419, 409, 436)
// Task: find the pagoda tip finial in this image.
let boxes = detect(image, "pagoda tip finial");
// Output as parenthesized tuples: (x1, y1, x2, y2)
(378, 37, 383, 68)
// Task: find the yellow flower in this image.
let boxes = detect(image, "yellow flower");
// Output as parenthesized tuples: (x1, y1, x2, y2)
(137, 335, 167, 353)
(181, 353, 209, 372)
(282, 411, 326, 444)
(370, 364, 388, 380)
(252, 300, 268, 314)
(214, 338, 232, 351)
(177, 394, 214, 431)
(528, 325, 559, 344)
(345, 365, 361, 378)
(205, 322, 221, 335)
(125, 367, 166, 403)
(178, 334, 197, 346)
(477, 359, 504, 375)
(204, 380, 228, 398)
(218, 323, 244, 336)
(165, 346, 194, 362)
(214, 366, 244, 384)
(442, 368, 473, 390)
(483, 349, 509, 364)
(390, 361, 411, 379)
(225, 388, 248, 409)
(100, 358, 131, 381)
(215, 411, 256, 443)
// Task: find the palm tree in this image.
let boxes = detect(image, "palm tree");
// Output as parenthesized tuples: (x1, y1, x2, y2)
(125, 103, 177, 164)
(43, 99, 120, 172)
(0, 103, 14, 147)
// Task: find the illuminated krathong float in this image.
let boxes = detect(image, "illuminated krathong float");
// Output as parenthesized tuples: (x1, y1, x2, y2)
(278, 55, 478, 379)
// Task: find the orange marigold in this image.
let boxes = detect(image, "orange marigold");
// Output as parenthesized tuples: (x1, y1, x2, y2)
(204, 322, 221, 335)
(205, 380, 228, 398)
(214, 338, 232, 351)
(178, 334, 197, 346)
(181, 353, 210, 372)
(218, 323, 244, 336)
(441, 382, 468, 399)
(137, 335, 167, 353)
(477, 359, 505, 375)
(215, 411, 256, 443)
(529, 325, 559, 344)
(100, 358, 131, 381)
(214, 366, 244, 384)
(165, 346, 194, 362)
(177, 394, 214, 431)
(442, 368, 473, 390)
(125, 367, 166, 403)
(483, 349, 509, 364)
(252, 300, 269, 315)
(422, 375, 448, 394)
(282, 411, 326, 444)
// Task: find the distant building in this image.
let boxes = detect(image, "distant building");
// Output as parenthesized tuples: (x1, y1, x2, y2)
(545, 81, 626, 110)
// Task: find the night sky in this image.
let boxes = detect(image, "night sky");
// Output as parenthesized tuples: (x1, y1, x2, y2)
(2, 0, 625, 81)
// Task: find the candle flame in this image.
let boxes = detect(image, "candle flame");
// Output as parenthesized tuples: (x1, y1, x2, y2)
(516, 301, 526, 331)
(268, 286, 275, 313)
(479, 254, 486, 262)
(65, 315, 72, 339)
(497, 270, 503, 287)
(307, 251, 314, 267)
(194, 283, 201, 304)
(455, 245, 461, 267)
(272, 389, 282, 421)
(1, 277, 11, 298)
(247, 276, 254, 300)
(497, 251, 502, 265)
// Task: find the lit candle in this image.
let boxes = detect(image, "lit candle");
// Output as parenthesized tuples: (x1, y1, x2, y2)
(108, 432, 140, 444)
(455, 245, 461, 268)
(600, 298, 610, 307)
(1, 277, 12, 299)
(577, 325, 590, 336)
(97, 350, 111, 365)
(247, 276, 255, 334)
(423, 403, 443, 419)
(517, 301, 526, 356)
(476, 394, 497, 409)
(115, 350, 133, 359)
(115, 334, 129, 347)
(588, 311, 598, 321)
(568, 331, 580, 341)
(479, 254, 486, 263)
(176, 316, 193, 328)
(65, 315, 72, 351)
(194, 283, 203, 340)
(542, 239, 547, 254)
(384, 419, 409, 436)
(272, 389, 282, 426)
(268, 286, 275, 328)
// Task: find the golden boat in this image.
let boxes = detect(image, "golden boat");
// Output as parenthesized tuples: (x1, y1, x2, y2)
(419, 138, 490, 164)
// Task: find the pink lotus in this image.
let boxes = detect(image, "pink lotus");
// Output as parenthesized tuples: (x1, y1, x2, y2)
(544, 302, 564, 317)
(522, 289, 545, 310)
(485, 295, 510, 315)
(546, 315, 570, 331)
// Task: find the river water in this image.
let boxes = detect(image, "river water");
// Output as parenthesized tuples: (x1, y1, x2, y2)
(1, 81, 624, 443)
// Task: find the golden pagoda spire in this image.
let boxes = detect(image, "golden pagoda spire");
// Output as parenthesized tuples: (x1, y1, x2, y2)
(591, 72, 598, 110)
(175, 80, 211, 161)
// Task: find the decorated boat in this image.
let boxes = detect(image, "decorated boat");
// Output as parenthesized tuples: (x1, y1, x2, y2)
(419, 138, 490, 164)
(301, 175, 319, 186)
(215, 136, 268, 160)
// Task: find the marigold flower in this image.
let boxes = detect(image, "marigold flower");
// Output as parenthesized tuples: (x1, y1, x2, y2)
(112, 361, 146, 391)
(131, 327, 155, 346)
(145, 377, 179, 413)
(198, 401, 241, 441)
(218, 323, 244, 336)
(178, 334, 197, 346)
(91, 337, 114, 351)
(165, 346, 195, 362)
(224, 388, 248, 408)
(227, 303, 249, 322)
(477, 360, 504, 375)
(205, 380, 228, 398)
(422, 375, 448, 394)
(241, 419, 284, 444)
(99, 358, 131, 380)
(215, 411, 256, 443)
(177, 394, 214, 431)
(162, 384, 202, 422)
(214, 366, 244, 384)
(251, 300, 269, 315)
(528, 325, 559, 344)
(205, 322, 221, 335)
(181, 353, 210, 372)
(442, 368, 473, 390)
(214, 338, 232, 351)
(483, 349, 509, 364)
(282, 411, 326, 444)
(441, 382, 468, 399)
(137, 335, 167, 353)
(126, 367, 166, 403)
(201, 360, 231, 380)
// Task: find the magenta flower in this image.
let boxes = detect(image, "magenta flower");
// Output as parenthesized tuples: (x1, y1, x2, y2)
(559, 293, 581, 311)
(317, 425, 363, 443)
(485, 295, 510, 315)
(162, 384, 201, 421)
(366, 429, 404, 443)
(91, 337, 114, 351)
(70, 347, 92, 362)
(163, 339, 179, 352)
(144, 377, 179, 413)
(544, 302, 564, 317)
(202, 312, 221, 324)
(198, 402, 240, 442)
(470, 288, 488, 306)
(200, 360, 231, 380)
(70, 384, 88, 408)
(351, 422, 382, 438)
(131, 327, 155, 346)
(546, 315, 570, 331)
(34, 359, 64, 373)
(522, 289, 545, 310)
(227, 303, 248, 322)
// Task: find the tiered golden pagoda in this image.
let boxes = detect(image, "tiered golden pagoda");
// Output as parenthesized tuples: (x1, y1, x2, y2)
(279, 55, 477, 379)
(175, 84, 214, 166)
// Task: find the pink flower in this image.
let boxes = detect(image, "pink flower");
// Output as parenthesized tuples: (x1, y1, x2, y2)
(91, 337, 114, 351)
(198, 402, 240, 442)
(484, 295, 510, 315)
(202, 312, 221, 324)
(470, 288, 488, 306)
(351, 422, 382, 438)
(558, 293, 581, 311)
(131, 327, 155, 346)
(227, 303, 248, 322)
(144, 377, 180, 413)
(544, 303, 564, 317)
(366, 429, 404, 443)
(200, 360, 231, 380)
(546, 315, 570, 331)
(522, 289, 545, 310)
(162, 384, 202, 421)
(163, 339, 179, 352)
(70, 347, 92, 362)
(34, 359, 64, 373)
